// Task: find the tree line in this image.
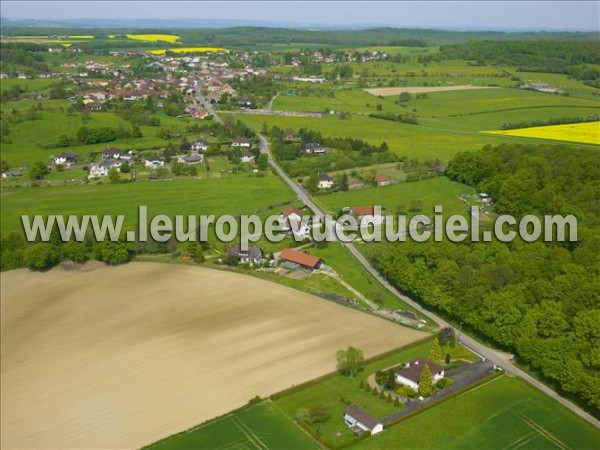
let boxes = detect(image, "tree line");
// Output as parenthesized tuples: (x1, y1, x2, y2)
(427, 40, 600, 80)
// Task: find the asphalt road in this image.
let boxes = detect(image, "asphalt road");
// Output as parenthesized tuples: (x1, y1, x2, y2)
(258, 134, 600, 429)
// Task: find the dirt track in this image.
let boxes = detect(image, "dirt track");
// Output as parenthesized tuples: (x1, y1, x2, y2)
(1, 263, 424, 449)
(365, 85, 498, 96)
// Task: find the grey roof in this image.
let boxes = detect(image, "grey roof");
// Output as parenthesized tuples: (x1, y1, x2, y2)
(144, 156, 164, 163)
(227, 244, 263, 260)
(306, 142, 325, 150)
(102, 148, 121, 156)
(395, 357, 444, 383)
(98, 158, 121, 168)
(344, 405, 380, 430)
(56, 152, 78, 160)
(318, 172, 333, 182)
(528, 82, 551, 89)
(181, 153, 202, 163)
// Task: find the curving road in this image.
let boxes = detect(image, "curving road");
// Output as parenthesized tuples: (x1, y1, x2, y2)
(258, 134, 600, 429)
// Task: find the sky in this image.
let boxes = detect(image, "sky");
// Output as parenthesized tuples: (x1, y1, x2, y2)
(2, 1, 599, 31)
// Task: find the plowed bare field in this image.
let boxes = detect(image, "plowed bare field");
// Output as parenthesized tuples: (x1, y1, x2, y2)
(365, 85, 498, 96)
(1, 263, 424, 449)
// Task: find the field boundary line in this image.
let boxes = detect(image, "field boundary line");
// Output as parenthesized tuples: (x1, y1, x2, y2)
(234, 418, 269, 450)
(517, 413, 571, 450)
(269, 401, 327, 450)
(502, 431, 537, 450)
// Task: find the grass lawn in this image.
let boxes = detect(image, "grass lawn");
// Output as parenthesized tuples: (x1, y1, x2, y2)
(351, 375, 600, 450)
(517, 71, 600, 101)
(234, 114, 510, 163)
(320, 162, 407, 183)
(274, 88, 403, 114)
(0, 171, 294, 234)
(401, 88, 597, 118)
(0, 78, 56, 92)
(273, 338, 435, 448)
(0, 105, 189, 166)
(146, 401, 317, 450)
(317, 176, 474, 219)
(310, 243, 421, 313)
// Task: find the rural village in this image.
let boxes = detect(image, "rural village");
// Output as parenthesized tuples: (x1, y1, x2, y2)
(1, 13, 599, 450)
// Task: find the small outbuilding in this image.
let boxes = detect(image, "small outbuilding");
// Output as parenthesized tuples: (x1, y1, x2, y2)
(375, 175, 391, 186)
(318, 172, 335, 189)
(343, 405, 383, 435)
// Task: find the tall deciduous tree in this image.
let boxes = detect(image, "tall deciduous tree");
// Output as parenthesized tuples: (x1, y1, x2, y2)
(336, 346, 365, 377)
(28, 161, 49, 180)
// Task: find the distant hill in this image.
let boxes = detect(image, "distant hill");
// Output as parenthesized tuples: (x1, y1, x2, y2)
(1, 19, 598, 46)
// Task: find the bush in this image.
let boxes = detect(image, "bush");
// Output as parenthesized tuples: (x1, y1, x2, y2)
(28, 161, 49, 180)
(247, 395, 262, 405)
(436, 377, 454, 389)
(194, 250, 206, 263)
(396, 385, 417, 398)
(23, 243, 62, 270)
(94, 240, 131, 265)
(308, 405, 329, 424)
(62, 241, 88, 263)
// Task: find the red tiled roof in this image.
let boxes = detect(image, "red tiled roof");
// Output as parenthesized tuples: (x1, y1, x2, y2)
(281, 205, 303, 218)
(351, 206, 376, 216)
(280, 248, 321, 269)
(375, 175, 391, 182)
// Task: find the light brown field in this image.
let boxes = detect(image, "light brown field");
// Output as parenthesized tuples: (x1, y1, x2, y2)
(365, 85, 498, 96)
(1, 263, 424, 449)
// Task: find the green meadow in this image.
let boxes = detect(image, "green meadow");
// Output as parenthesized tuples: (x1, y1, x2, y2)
(0, 78, 56, 92)
(517, 71, 600, 101)
(0, 104, 188, 166)
(317, 176, 474, 218)
(310, 242, 420, 312)
(0, 172, 294, 234)
(351, 375, 600, 450)
(146, 401, 317, 450)
(274, 88, 394, 114)
(234, 113, 510, 162)
(405, 88, 598, 118)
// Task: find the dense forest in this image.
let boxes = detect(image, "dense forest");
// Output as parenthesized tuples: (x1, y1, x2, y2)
(373, 143, 600, 413)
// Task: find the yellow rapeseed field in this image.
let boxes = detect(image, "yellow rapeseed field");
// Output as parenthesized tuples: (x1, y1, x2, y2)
(485, 121, 600, 145)
(126, 34, 180, 43)
(148, 47, 227, 54)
